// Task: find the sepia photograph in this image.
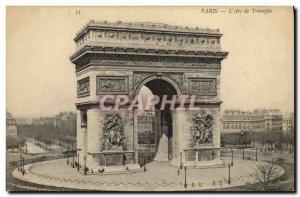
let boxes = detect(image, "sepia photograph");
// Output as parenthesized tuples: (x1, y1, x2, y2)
(5, 6, 295, 192)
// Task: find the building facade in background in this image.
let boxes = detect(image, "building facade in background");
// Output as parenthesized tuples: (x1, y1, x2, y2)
(137, 112, 154, 134)
(283, 113, 294, 135)
(222, 109, 283, 133)
(6, 112, 18, 137)
(137, 112, 155, 145)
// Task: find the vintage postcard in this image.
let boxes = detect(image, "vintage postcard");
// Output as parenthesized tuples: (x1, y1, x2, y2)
(6, 6, 295, 192)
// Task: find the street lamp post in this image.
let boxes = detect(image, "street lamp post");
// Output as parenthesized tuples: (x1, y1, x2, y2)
(77, 153, 80, 171)
(67, 116, 71, 165)
(242, 147, 245, 160)
(84, 156, 87, 175)
(148, 145, 151, 162)
(144, 158, 146, 172)
(20, 153, 22, 173)
(231, 149, 233, 166)
(18, 154, 21, 172)
(184, 166, 187, 188)
(72, 142, 75, 168)
(255, 146, 258, 161)
(228, 164, 231, 184)
(67, 144, 69, 165)
(50, 138, 52, 152)
(21, 155, 25, 175)
(180, 152, 183, 170)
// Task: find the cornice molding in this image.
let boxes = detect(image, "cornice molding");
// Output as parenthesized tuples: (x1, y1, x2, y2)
(75, 100, 223, 110)
(70, 45, 228, 63)
(74, 20, 222, 41)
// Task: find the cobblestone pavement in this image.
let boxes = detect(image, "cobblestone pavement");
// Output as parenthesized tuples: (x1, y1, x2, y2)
(13, 158, 284, 191)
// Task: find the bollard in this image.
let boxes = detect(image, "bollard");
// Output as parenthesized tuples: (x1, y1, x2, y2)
(198, 182, 202, 187)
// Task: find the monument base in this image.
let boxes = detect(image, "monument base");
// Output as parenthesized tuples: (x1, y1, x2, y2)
(170, 158, 224, 168)
(84, 163, 141, 175)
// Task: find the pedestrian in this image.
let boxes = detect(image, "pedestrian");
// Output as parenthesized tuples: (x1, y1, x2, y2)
(177, 169, 180, 175)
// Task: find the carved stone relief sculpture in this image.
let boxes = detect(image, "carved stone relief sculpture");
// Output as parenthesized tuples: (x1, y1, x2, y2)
(189, 78, 216, 96)
(97, 76, 128, 94)
(103, 113, 126, 151)
(77, 77, 90, 97)
(192, 112, 213, 145)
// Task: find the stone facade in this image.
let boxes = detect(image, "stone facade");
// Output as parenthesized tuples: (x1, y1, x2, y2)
(283, 113, 294, 135)
(6, 112, 17, 137)
(70, 21, 228, 171)
(137, 114, 154, 134)
(222, 109, 283, 133)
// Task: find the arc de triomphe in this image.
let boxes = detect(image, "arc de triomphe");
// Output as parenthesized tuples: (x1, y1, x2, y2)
(70, 21, 228, 172)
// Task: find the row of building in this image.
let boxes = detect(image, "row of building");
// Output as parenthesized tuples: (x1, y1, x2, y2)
(136, 109, 294, 138)
(222, 109, 294, 134)
(7, 109, 294, 140)
(137, 112, 155, 145)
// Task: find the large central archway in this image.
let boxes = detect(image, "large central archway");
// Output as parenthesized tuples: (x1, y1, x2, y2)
(136, 77, 179, 164)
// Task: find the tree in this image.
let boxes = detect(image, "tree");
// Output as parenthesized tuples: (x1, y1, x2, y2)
(254, 162, 281, 190)
(6, 136, 25, 150)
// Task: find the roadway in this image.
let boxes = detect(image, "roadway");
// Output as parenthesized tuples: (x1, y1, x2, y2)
(6, 152, 83, 192)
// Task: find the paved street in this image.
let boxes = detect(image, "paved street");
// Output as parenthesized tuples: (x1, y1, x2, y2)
(221, 148, 294, 163)
(219, 149, 295, 191)
(6, 152, 83, 191)
(12, 157, 284, 191)
(7, 149, 293, 191)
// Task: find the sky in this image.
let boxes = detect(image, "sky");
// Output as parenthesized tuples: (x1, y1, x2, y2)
(6, 6, 294, 118)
